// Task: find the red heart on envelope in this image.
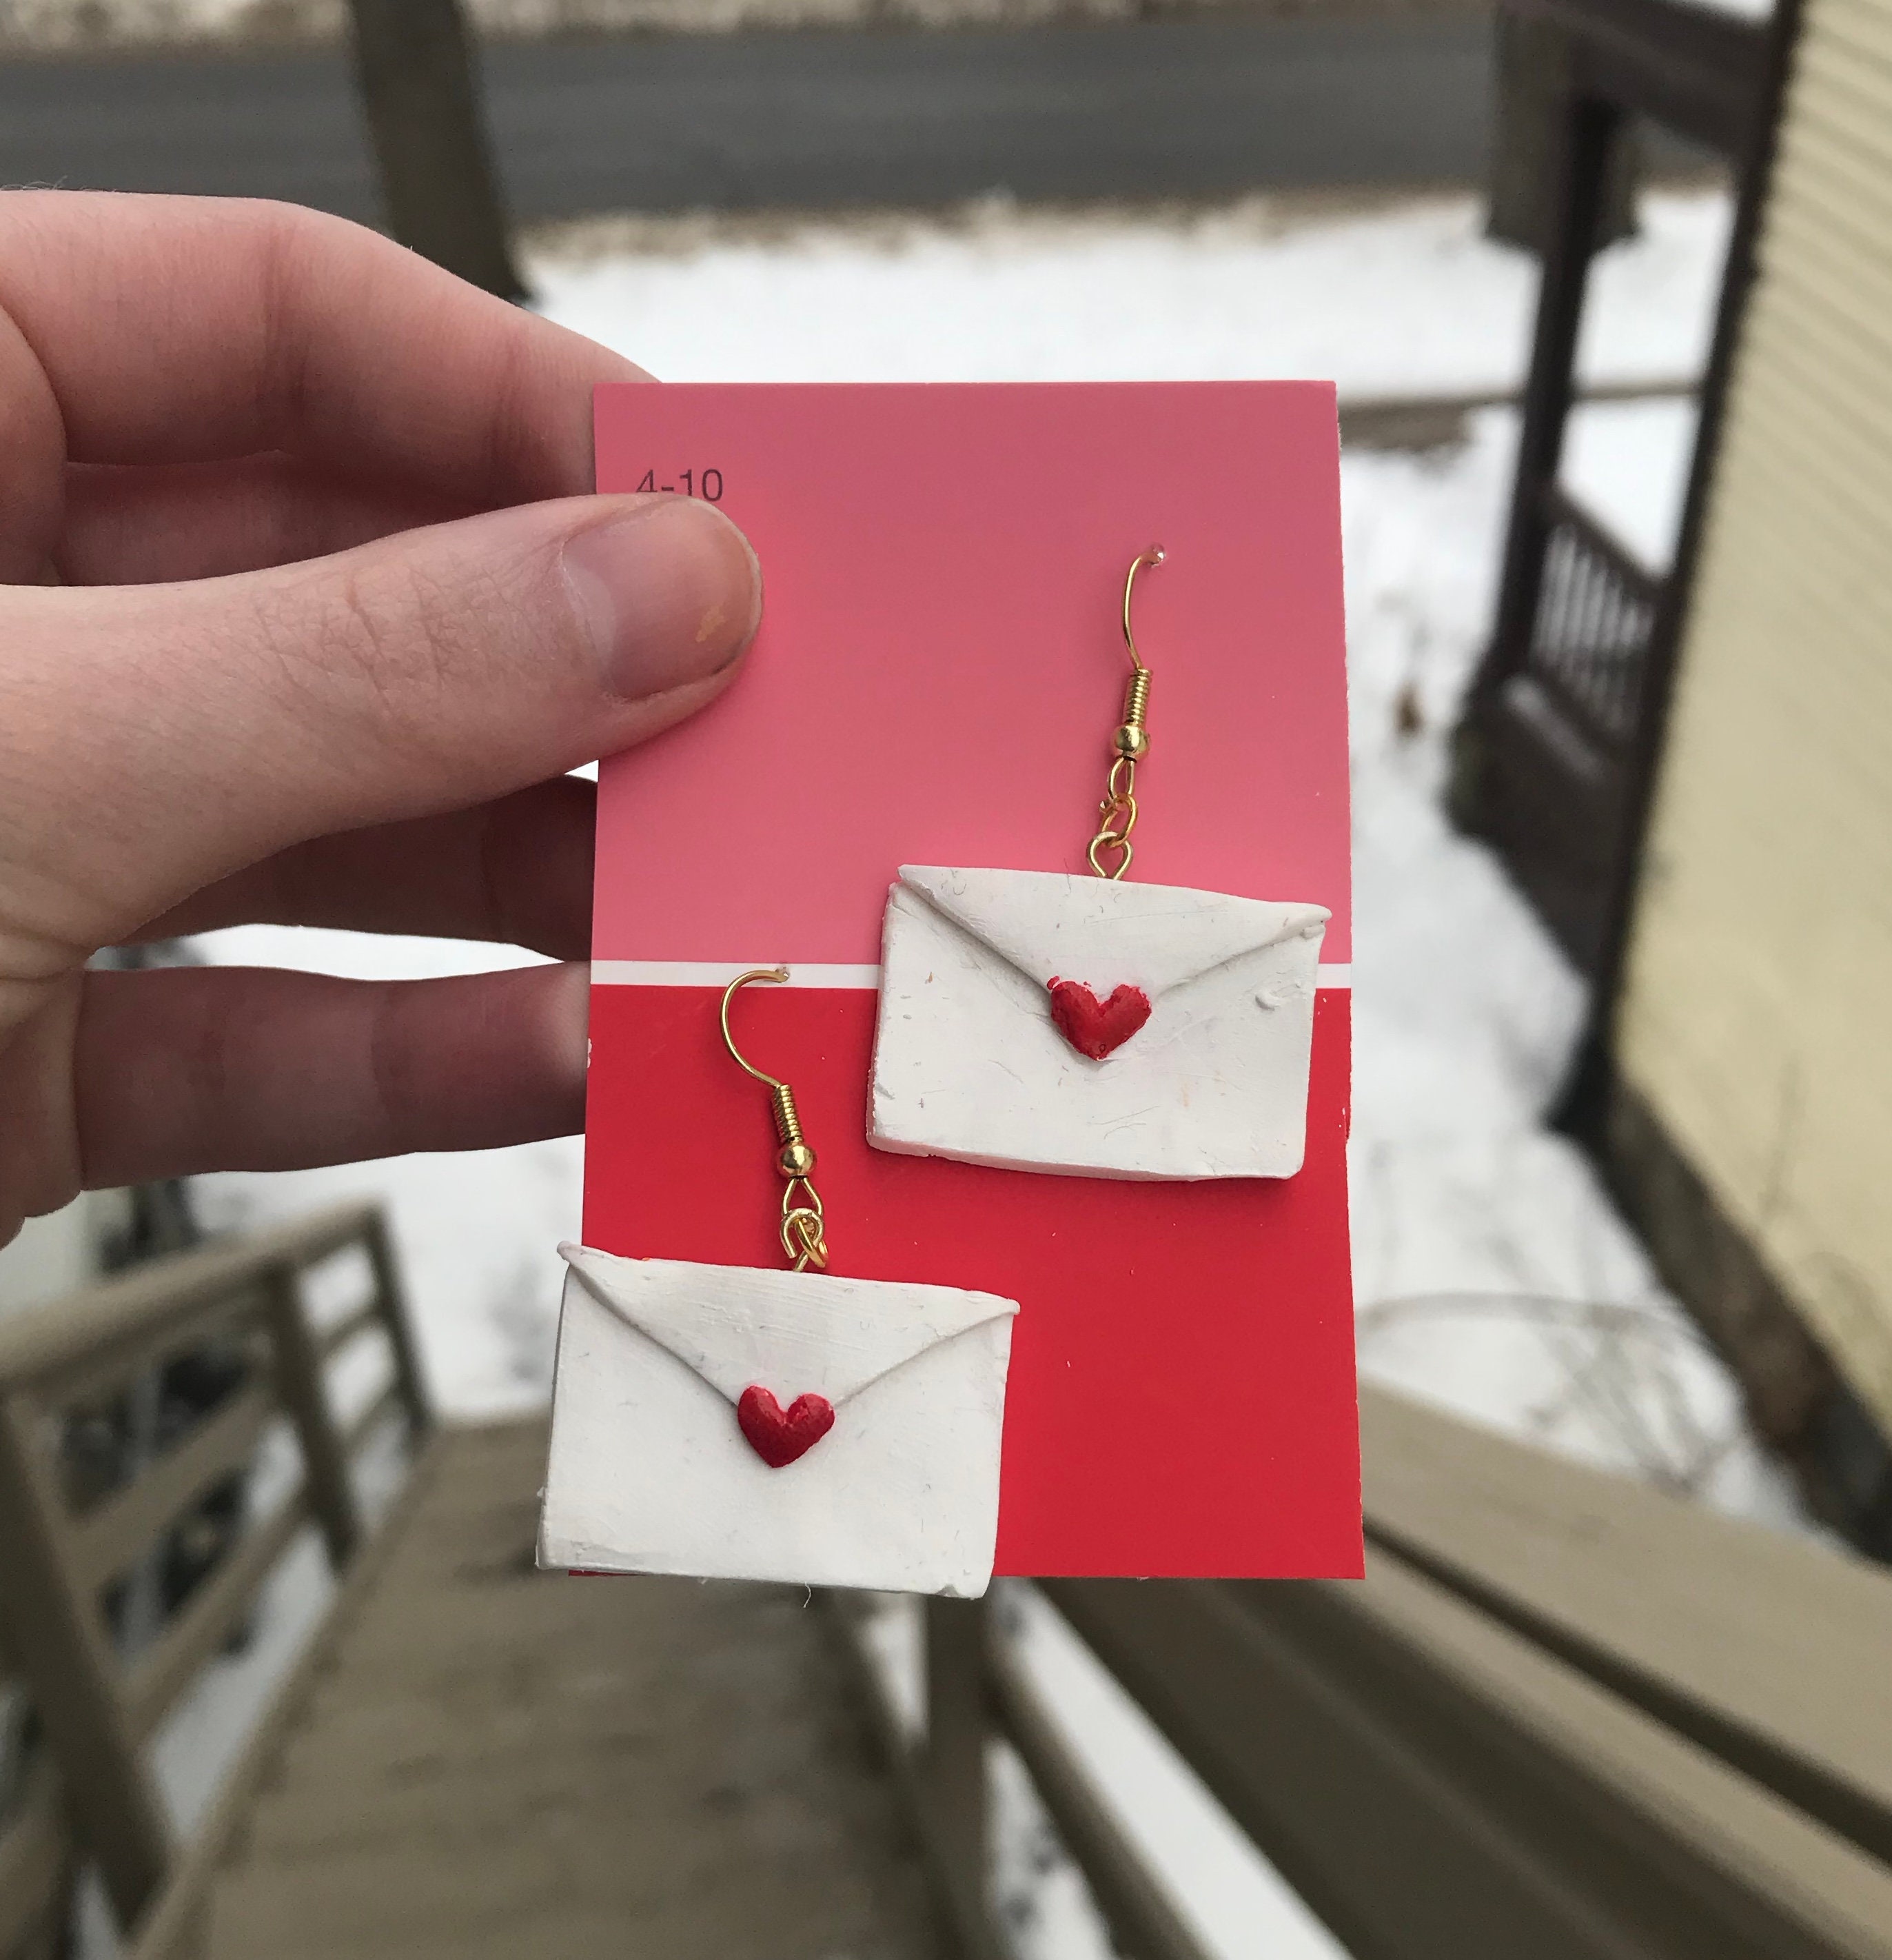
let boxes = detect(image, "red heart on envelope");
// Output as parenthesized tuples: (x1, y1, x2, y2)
(1048, 978, 1152, 1060)
(737, 1386, 835, 1467)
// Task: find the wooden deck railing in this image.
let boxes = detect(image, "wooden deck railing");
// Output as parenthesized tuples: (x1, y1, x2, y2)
(9, 1207, 1892, 1960)
(835, 1386, 1892, 1960)
(1449, 0, 1773, 984)
(0, 1204, 429, 1960)
(1523, 481, 1661, 751)
(0, 1752, 65, 1960)
(1456, 474, 1663, 976)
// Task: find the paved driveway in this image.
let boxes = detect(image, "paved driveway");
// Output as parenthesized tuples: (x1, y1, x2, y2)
(0, 14, 1491, 223)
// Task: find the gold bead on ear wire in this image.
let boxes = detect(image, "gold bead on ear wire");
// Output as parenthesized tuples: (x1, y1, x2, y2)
(1088, 547, 1163, 880)
(721, 968, 830, 1271)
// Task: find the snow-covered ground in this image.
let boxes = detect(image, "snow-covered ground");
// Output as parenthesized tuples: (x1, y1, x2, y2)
(0, 0, 1767, 61)
(0, 0, 1485, 57)
(535, 188, 1725, 400)
(179, 186, 1805, 1960)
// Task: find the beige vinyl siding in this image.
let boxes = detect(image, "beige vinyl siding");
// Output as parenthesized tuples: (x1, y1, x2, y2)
(1618, 0, 1892, 1432)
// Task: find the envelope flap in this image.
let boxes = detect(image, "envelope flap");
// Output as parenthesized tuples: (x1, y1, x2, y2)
(560, 1244, 1017, 1408)
(897, 865, 1329, 997)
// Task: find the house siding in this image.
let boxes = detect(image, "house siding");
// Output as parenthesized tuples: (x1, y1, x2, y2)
(1618, 0, 1892, 1435)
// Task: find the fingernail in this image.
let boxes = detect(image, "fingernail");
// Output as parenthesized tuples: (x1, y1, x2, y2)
(562, 497, 762, 700)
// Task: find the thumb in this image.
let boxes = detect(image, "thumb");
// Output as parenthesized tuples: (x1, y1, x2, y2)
(3, 492, 760, 943)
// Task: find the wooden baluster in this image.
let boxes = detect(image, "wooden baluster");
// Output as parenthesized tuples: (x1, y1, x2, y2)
(0, 1392, 173, 1931)
(924, 1595, 1002, 1960)
(265, 1268, 360, 1571)
(363, 1215, 431, 1437)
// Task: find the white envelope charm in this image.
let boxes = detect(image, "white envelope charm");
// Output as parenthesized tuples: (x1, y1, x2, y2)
(869, 865, 1330, 1180)
(538, 1242, 1021, 1597)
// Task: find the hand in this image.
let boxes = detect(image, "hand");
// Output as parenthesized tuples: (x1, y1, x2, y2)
(0, 193, 763, 1247)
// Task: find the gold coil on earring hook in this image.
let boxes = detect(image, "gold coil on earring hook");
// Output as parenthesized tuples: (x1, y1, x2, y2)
(766, 1083, 806, 1156)
(720, 968, 830, 1271)
(1087, 547, 1164, 879)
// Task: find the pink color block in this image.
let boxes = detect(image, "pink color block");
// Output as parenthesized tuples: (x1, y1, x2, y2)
(593, 383, 1350, 963)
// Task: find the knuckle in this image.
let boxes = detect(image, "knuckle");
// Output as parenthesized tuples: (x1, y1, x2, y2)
(258, 547, 524, 750)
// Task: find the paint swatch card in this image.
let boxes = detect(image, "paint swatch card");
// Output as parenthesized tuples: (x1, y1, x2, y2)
(584, 383, 1358, 1577)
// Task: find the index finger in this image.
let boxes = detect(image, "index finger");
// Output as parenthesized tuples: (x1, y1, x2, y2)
(0, 191, 644, 503)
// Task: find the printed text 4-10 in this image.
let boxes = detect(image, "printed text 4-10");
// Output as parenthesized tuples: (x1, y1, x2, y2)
(636, 469, 724, 502)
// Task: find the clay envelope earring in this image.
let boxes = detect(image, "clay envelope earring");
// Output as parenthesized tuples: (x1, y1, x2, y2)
(868, 549, 1331, 1182)
(539, 968, 1021, 1598)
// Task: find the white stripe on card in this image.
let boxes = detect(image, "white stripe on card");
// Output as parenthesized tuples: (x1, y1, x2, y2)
(590, 961, 882, 989)
(592, 960, 1354, 991)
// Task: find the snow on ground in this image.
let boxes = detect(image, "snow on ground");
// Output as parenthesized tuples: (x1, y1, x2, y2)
(533, 187, 1728, 398)
(1562, 394, 1700, 571)
(0, 0, 1483, 57)
(183, 185, 1808, 1960)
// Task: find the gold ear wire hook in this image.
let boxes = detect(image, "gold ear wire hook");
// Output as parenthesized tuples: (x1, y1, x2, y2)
(720, 968, 829, 1271)
(1088, 547, 1164, 879)
(720, 967, 790, 1087)
(1122, 545, 1163, 675)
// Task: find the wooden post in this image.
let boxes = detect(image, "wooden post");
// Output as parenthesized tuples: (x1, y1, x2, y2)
(0, 1393, 172, 1930)
(1487, 13, 1638, 256)
(345, 0, 525, 300)
(923, 1596, 1001, 1960)
(1453, 83, 1623, 844)
(265, 1269, 360, 1571)
(364, 1213, 431, 1437)
(1481, 90, 1624, 709)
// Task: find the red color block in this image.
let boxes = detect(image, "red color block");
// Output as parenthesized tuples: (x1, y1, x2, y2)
(582, 983, 1360, 1579)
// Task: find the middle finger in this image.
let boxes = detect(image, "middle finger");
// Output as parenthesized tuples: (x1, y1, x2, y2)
(130, 778, 597, 960)
(57, 454, 475, 585)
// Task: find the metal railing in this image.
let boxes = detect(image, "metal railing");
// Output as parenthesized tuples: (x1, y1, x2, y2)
(0, 1205, 429, 1959)
(834, 1385, 1892, 1960)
